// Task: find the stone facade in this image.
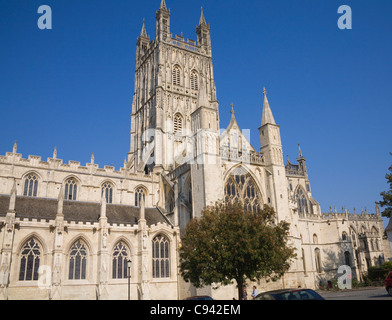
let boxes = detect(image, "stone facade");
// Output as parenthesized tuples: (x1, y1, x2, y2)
(0, 0, 390, 299)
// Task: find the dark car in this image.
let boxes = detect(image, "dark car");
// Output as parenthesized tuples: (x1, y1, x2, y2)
(385, 271, 392, 297)
(254, 288, 325, 300)
(184, 296, 214, 300)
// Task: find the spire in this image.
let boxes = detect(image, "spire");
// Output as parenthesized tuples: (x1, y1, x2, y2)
(160, 0, 167, 10)
(140, 19, 147, 37)
(91, 152, 95, 164)
(12, 141, 17, 153)
(298, 143, 303, 158)
(261, 88, 276, 126)
(53, 146, 57, 159)
(297, 143, 306, 162)
(199, 7, 207, 26)
(376, 202, 381, 216)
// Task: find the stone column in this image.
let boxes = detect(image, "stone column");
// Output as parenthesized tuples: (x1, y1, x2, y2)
(0, 181, 17, 300)
(97, 194, 109, 300)
(50, 187, 65, 300)
(138, 197, 151, 300)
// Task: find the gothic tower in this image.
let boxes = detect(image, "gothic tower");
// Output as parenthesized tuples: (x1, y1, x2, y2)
(128, 1, 219, 175)
(259, 88, 291, 222)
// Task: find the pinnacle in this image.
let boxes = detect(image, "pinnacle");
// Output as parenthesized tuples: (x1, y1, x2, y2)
(261, 87, 276, 126)
(160, 0, 167, 10)
(199, 7, 207, 26)
(140, 19, 147, 37)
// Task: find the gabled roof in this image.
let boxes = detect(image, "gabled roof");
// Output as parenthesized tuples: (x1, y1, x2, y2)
(0, 195, 170, 227)
(220, 107, 257, 152)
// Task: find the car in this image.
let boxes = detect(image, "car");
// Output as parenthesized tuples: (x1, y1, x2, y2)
(385, 271, 392, 297)
(184, 296, 214, 300)
(254, 288, 325, 300)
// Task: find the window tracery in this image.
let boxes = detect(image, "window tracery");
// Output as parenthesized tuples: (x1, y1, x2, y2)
(224, 172, 263, 213)
(19, 238, 41, 281)
(152, 235, 170, 278)
(23, 173, 38, 197)
(112, 241, 130, 279)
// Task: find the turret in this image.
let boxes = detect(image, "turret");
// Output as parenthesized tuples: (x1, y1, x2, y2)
(259, 88, 283, 166)
(196, 7, 211, 55)
(136, 19, 150, 61)
(156, 0, 171, 41)
(297, 143, 308, 178)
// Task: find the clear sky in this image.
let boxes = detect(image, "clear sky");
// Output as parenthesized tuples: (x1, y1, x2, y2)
(0, 0, 391, 227)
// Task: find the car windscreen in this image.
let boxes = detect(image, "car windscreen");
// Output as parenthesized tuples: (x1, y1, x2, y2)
(274, 290, 322, 300)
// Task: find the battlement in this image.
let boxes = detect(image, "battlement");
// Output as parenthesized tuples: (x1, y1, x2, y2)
(298, 205, 382, 223)
(0, 149, 153, 181)
(320, 208, 381, 222)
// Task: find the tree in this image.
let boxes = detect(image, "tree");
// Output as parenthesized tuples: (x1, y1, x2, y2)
(379, 159, 392, 218)
(179, 201, 296, 300)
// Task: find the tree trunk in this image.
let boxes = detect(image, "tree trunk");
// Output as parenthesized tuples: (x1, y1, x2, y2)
(237, 278, 243, 300)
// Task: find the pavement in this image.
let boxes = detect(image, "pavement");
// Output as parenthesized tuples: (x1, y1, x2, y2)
(317, 286, 391, 300)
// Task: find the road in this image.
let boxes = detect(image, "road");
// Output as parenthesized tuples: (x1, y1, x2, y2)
(318, 287, 391, 300)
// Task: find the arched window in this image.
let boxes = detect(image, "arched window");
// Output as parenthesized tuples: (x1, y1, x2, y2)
(314, 248, 322, 273)
(112, 241, 130, 279)
(295, 187, 309, 214)
(344, 251, 351, 267)
(64, 178, 77, 201)
(190, 70, 198, 90)
(173, 113, 183, 135)
(68, 240, 87, 280)
(350, 227, 357, 247)
(135, 187, 146, 207)
(302, 248, 307, 275)
(342, 232, 348, 241)
(165, 190, 175, 213)
(23, 173, 38, 197)
(152, 235, 170, 278)
(224, 171, 263, 214)
(19, 238, 41, 281)
(102, 182, 114, 204)
(172, 65, 181, 86)
(313, 234, 318, 244)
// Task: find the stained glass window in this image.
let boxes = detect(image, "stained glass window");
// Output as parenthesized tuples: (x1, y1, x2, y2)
(102, 182, 113, 204)
(69, 240, 87, 280)
(152, 235, 170, 278)
(295, 188, 309, 214)
(23, 173, 38, 197)
(19, 238, 41, 281)
(224, 172, 263, 213)
(64, 178, 77, 201)
(112, 241, 129, 279)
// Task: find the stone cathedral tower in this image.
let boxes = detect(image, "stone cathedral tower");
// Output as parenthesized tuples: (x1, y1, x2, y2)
(129, 0, 218, 172)
(128, 0, 222, 228)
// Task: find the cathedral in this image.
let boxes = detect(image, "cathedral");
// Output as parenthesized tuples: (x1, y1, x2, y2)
(0, 1, 390, 300)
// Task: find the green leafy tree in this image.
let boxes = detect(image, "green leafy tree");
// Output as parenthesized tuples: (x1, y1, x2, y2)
(379, 159, 392, 218)
(179, 201, 296, 300)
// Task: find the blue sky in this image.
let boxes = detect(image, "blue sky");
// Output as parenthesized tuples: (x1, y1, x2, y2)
(0, 0, 391, 227)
